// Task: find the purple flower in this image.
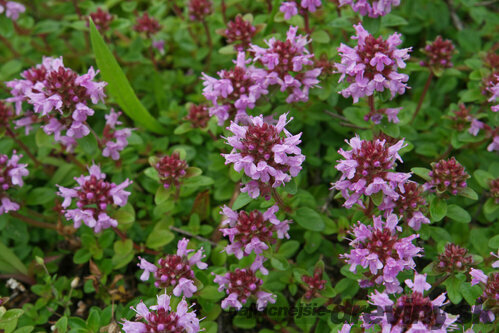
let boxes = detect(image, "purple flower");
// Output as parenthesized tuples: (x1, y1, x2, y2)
(364, 107, 401, 124)
(0, 151, 29, 215)
(220, 205, 291, 259)
(0, 1, 25, 20)
(425, 157, 469, 196)
(341, 214, 423, 293)
(201, 52, 268, 125)
(214, 265, 276, 311)
(280, 2, 298, 19)
(486, 74, 499, 112)
(137, 238, 206, 297)
(469, 118, 484, 136)
(101, 109, 132, 161)
(339, 0, 401, 18)
(335, 23, 411, 103)
(488, 135, 499, 152)
(363, 272, 458, 331)
(56, 165, 132, 232)
(152, 40, 165, 54)
(121, 292, 201, 333)
(470, 268, 488, 286)
(5, 57, 107, 151)
(331, 135, 410, 208)
(250, 26, 321, 103)
(223, 113, 305, 199)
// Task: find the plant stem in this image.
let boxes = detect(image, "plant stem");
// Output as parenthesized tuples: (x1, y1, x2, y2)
(272, 188, 292, 214)
(10, 211, 58, 230)
(410, 71, 433, 124)
(170, 226, 217, 246)
(202, 20, 213, 70)
(368, 95, 376, 115)
(6, 128, 42, 167)
(304, 12, 313, 53)
(221, 0, 227, 23)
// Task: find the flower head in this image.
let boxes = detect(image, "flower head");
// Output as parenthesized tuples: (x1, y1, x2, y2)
(214, 264, 276, 311)
(485, 74, 499, 112)
(57, 165, 132, 232)
(0, 151, 28, 215)
(379, 181, 429, 230)
(331, 135, 410, 208)
(302, 267, 326, 299)
(223, 113, 305, 199)
(425, 157, 469, 196)
(201, 52, 268, 125)
(280, 1, 322, 19)
(5, 57, 106, 151)
(0, 1, 25, 20)
(223, 15, 257, 51)
(134, 13, 162, 37)
(339, 0, 400, 18)
(436, 243, 473, 274)
(220, 205, 291, 259)
(364, 107, 401, 124)
(342, 214, 422, 293)
(420, 36, 455, 72)
(364, 272, 458, 331)
(188, 0, 212, 21)
(88, 8, 113, 32)
(138, 238, 207, 297)
(468, 269, 498, 323)
(154, 152, 188, 189)
(122, 292, 202, 333)
(250, 26, 321, 103)
(101, 109, 132, 161)
(335, 23, 411, 103)
(185, 104, 210, 128)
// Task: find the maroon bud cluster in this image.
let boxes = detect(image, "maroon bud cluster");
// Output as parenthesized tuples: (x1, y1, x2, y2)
(0, 101, 13, 128)
(76, 174, 115, 212)
(225, 268, 262, 304)
(188, 0, 212, 22)
(420, 36, 455, 71)
(302, 268, 326, 299)
(241, 122, 285, 173)
(449, 104, 472, 131)
(391, 182, 427, 221)
(314, 54, 336, 75)
(357, 34, 395, 81)
(153, 255, 195, 289)
(427, 157, 469, 196)
(477, 272, 499, 319)
(490, 178, 499, 204)
(143, 307, 182, 332)
(186, 104, 210, 128)
(154, 153, 188, 189)
(349, 139, 394, 184)
(230, 210, 276, 245)
(391, 292, 441, 328)
(436, 243, 473, 273)
(224, 16, 256, 51)
(134, 13, 162, 37)
(88, 8, 113, 32)
(44, 67, 87, 111)
(0, 155, 14, 191)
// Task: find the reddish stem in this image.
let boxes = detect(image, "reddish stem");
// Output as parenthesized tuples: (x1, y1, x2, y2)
(272, 188, 292, 214)
(410, 71, 434, 124)
(202, 20, 213, 69)
(10, 211, 58, 230)
(5, 128, 41, 167)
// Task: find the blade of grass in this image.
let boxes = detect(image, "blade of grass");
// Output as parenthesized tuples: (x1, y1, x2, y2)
(89, 19, 167, 134)
(0, 241, 28, 275)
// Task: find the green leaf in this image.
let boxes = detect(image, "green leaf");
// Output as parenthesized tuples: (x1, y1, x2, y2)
(271, 255, 290, 271)
(26, 187, 56, 206)
(304, 232, 322, 254)
(483, 197, 499, 215)
(73, 249, 92, 264)
(146, 225, 175, 250)
(283, 178, 298, 195)
(232, 192, 252, 210)
(381, 14, 408, 27)
(459, 187, 478, 200)
(444, 275, 464, 304)
(0, 309, 24, 333)
(0, 240, 27, 275)
(89, 20, 166, 134)
(112, 239, 134, 269)
(54, 317, 68, 333)
(293, 207, 325, 232)
(232, 314, 256, 329)
(473, 170, 493, 189)
(461, 282, 483, 305)
(199, 286, 225, 301)
(278, 240, 300, 259)
(430, 197, 447, 222)
(488, 234, 499, 249)
(311, 30, 330, 43)
(411, 167, 432, 181)
(446, 204, 471, 223)
(155, 186, 171, 205)
(174, 123, 192, 135)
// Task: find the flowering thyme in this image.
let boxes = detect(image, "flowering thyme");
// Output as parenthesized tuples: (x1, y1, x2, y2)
(0, 151, 29, 215)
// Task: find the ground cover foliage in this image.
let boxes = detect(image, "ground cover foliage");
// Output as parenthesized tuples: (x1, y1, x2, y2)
(0, 0, 498, 332)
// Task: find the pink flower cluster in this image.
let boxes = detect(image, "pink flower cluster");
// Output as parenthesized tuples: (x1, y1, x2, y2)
(420, 36, 455, 72)
(424, 157, 469, 196)
(485, 74, 499, 112)
(364, 107, 401, 124)
(0, 1, 25, 20)
(223, 113, 305, 199)
(101, 110, 132, 161)
(220, 205, 291, 258)
(335, 23, 411, 103)
(188, 0, 212, 21)
(331, 135, 410, 209)
(250, 26, 321, 103)
(339, 0, 401, 18)
(88, 8, 114, 32)
(6, 57, 106, 151)
(341, 214, 422, 293)
(57, 165, 132, 232)
(202, 52, 268, 125)
(138, 238, 207, 298)
(379, 181, 429, 230)
(122, 293, 201, 333)
(364, 273, 458, 331)
(0, 151, 29, 215)
(214, 265, 276, 311)
(469, 269, 498, 323)
(134, 13, 162, 37)
(223, 15, 257, 51)
(154, 152, 188, 189)
(279, 0, 322, 20)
